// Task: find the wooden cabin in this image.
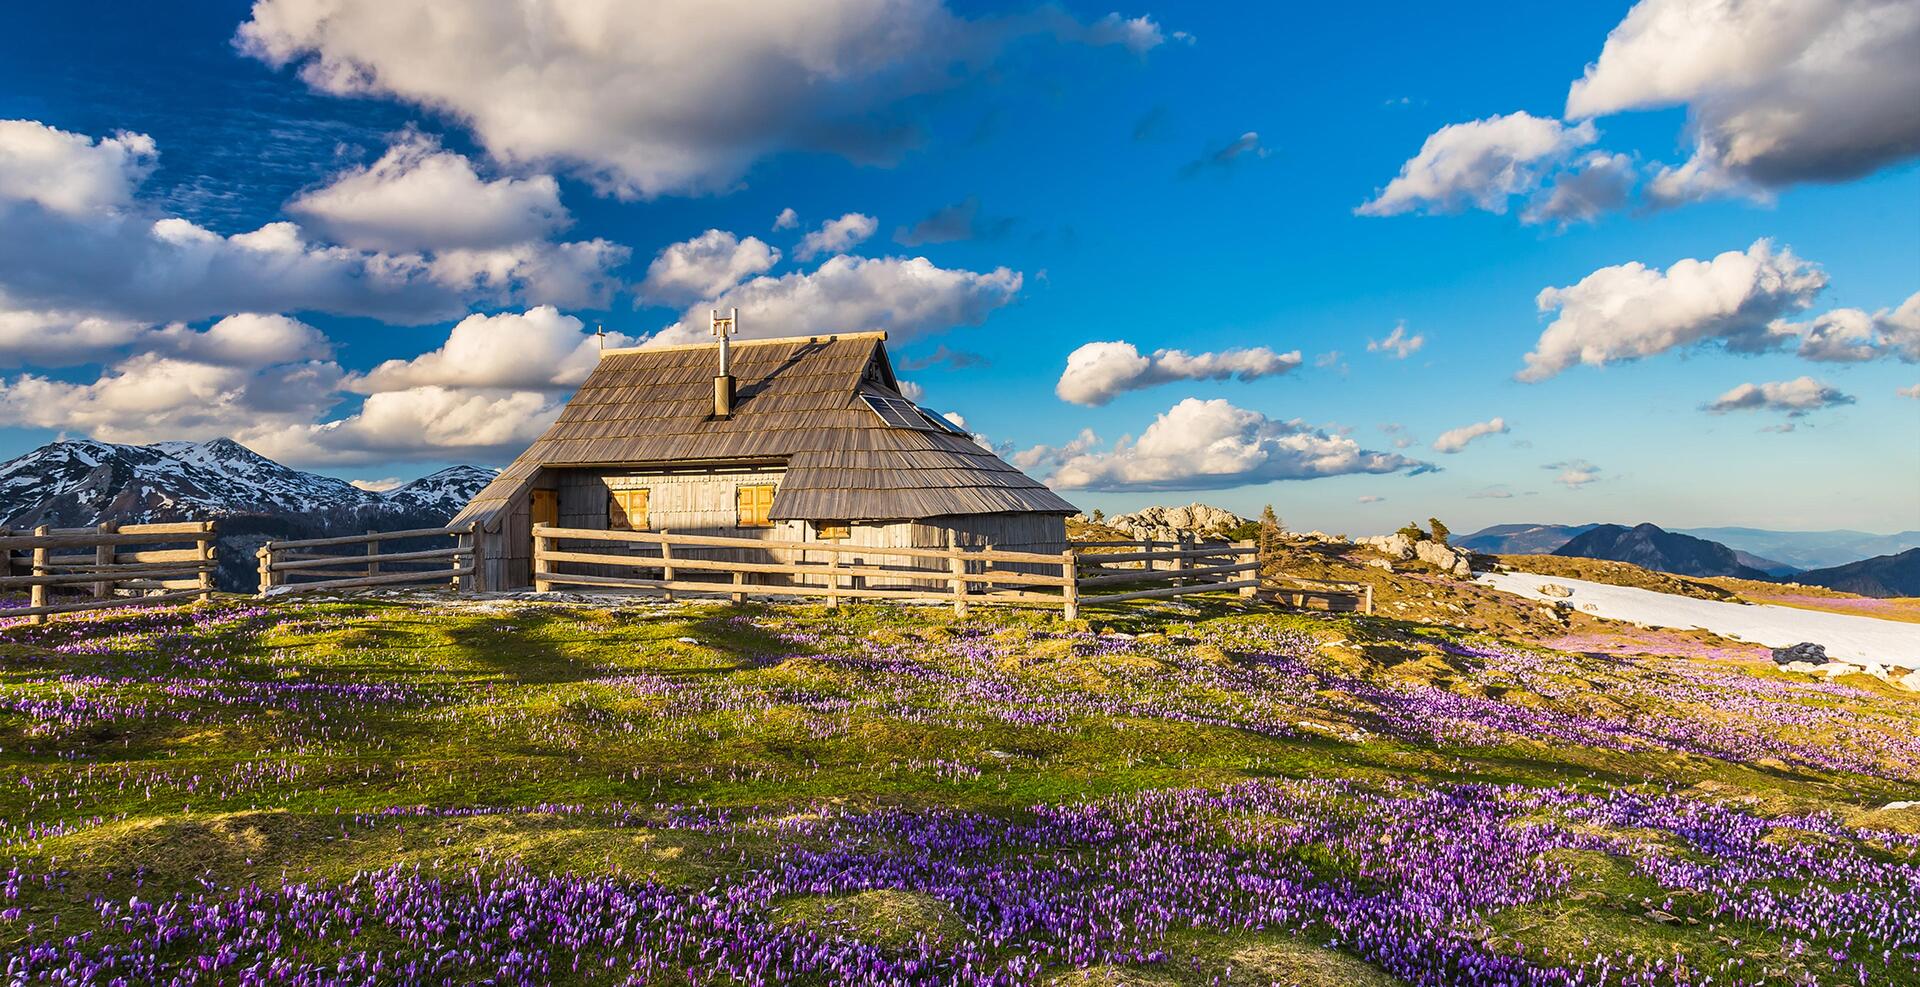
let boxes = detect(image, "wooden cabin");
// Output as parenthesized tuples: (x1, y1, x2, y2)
(452, 329, 1078, 591)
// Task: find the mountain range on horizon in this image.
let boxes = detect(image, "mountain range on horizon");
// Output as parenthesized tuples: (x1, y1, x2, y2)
(0, 438, 497, 590)
(1457, 522, 1920, 573)
(1550, 523, 1774, 581)
(1458, 520, 1920, 598)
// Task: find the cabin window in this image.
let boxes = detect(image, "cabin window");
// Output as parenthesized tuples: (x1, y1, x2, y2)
(735, 484, 776, 528)
(814, 520, 851, 540)
(608, 488, 650, 530)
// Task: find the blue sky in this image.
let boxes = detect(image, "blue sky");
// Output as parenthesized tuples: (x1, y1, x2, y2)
(0, 0, 1914, 535)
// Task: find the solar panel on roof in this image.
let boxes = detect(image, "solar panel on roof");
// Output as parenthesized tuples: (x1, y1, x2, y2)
(862, 393, 935, 430)
(918, 408, 969, 436)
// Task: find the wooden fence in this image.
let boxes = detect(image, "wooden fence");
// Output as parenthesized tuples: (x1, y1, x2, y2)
(531, 525, 1263, 619)
(1071, 537, 1262, 608)
(256, 524, 476, 596)
(1075, 537, 1371, 614)
(1268, 578, 1374, 615)
(0, 521, 217, 624)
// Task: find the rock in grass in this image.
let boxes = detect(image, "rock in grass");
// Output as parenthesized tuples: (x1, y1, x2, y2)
(1771, 642, 1826, 665)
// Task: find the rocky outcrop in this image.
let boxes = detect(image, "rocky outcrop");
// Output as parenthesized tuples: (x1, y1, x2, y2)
(1356, 533, 1477, 578)
(1085, 503, 1249, 543)
(1537, 583, 1573, 599)
(1778, 650, 1920, 692)
(1770, 642, 1826, 665)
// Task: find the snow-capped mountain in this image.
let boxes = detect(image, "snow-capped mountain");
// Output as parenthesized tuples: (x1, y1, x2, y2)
(0, 439, 496, 590)
(377, 466, 500, 515)
(0, 438, 496, 528)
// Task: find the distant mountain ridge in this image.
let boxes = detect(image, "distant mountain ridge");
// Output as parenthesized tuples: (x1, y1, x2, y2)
(1791, 548, 1920, 598)
(0, 438, 496, 590)
(1454, 523, 1599, 556)
(1551, 523, 1772, 580)
(1674, 527, 1920, 571)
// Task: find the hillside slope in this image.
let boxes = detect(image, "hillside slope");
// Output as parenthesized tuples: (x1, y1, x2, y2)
(1552, 522, 1770, 580)
(1793, 548, 1920, 598)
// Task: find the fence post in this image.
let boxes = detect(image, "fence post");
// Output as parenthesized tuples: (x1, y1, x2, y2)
(1061, 548, 1079, 622)
(28, 525, 49, 625)
(366, 530, 380, 578)
(195, 523, 216, 604)
(532, 523, 553, 593)
(980, 540, 994, 598)
(454, 524, 475, 594)
(824, 545, 840, 608)
(94, 522, 117, 599)
(1363, 583, 1375, 615)
(658, 529, 674, 603)
(1172, 532, 1189, 587)
(1235, 539, 1258, 598)
(256, 545, 273, 596)
(947, 530, 969, 618)
(1142, 538, 1155, 577)
(730, 569, 745, 604)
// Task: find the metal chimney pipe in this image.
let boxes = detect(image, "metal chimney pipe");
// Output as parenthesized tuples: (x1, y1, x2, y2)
(711, 307, 738, 417)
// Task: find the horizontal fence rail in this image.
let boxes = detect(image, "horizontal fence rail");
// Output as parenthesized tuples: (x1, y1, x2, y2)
(529, 526, 1268, 619)
(1072, 536, 1261, 611)
(257, 524, 476, 596)
(531, 524, 1069, 617)
(0, 521, 217, 623)
(1268, 578, 1374, 615)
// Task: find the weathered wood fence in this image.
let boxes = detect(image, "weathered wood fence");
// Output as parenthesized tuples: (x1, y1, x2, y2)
(0, 521, 217, 624)
(256, 524, 476, 596)
(531, 526, 1263, 619)
(250, 524, 1365, 617)
(1268, 578, 1374, 615)
(1071, 537, 1262, 607)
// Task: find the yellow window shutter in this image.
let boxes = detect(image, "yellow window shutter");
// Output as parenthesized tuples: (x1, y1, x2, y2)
(737, 484, 775, 527)
(609, 489, 648, 530)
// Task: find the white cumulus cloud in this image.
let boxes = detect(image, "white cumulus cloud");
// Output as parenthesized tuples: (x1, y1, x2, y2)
(0, 119, 157, 215)
(1012, 428, 1098, 473)
(1432, 417, 1509, 453)
(289, 132, 569, 252)
(1055, 341, 1302, 406)
(250, 386, 565, 466)
(0, 120, 626, 328)
(1779, 291, 1920, 364)
(1522, 151, 1636, 226)
(239, 0, 1163, 198)
(1041, 397, 1430, 491)
(350, 306, 631, 393)
(1545, 459, 1603, 489)
(795, 212, 878, 260)
(1367, 323, 1424, 359)
(1357, 112, 1596, 217)
(650, 254, 1021, 346)
(638, 229, 781, 307)
(1567, 0, 1920, 196)
(1520, 239, 1828, 381)
(1703, 377, 1854, 415)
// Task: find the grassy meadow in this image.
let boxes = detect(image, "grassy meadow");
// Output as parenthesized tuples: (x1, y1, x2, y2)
(1, 593, 1917, 985)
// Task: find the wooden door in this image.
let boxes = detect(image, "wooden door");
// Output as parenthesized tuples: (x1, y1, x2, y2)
(530, 489, 558, 529)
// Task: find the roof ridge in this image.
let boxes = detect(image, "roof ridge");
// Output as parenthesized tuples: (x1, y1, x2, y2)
(600, 331, 888, 357)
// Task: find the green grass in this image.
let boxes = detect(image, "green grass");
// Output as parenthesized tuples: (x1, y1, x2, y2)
(1, 595, 1916, 984)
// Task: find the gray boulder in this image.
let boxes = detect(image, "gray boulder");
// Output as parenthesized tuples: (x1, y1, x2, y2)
(1770, 642, 1826, 666)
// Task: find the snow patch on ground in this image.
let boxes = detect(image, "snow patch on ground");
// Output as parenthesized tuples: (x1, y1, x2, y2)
(1477, 571, 1920, 666)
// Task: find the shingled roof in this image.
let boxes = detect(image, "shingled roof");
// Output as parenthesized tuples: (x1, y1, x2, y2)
(454, 332, 1077, 528)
